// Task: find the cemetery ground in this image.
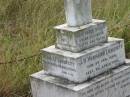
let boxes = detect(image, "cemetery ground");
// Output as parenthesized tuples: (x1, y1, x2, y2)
(0, 0, 130, 97)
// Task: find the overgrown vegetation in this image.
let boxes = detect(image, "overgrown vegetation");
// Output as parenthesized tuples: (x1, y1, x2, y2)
(0, 0, 130, 97)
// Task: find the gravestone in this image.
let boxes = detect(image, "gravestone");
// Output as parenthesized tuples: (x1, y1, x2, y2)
(30, 0, 130, 97)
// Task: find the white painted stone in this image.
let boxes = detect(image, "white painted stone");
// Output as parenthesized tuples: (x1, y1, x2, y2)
(30, 61, 130, 97)
(64, 0, 92, 26)
(42, 37, 125, 82)
(55, 19, 108, 52)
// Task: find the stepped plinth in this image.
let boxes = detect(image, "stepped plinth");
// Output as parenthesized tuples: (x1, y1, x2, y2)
(31, 60, 130, 97)
(55, 19, 107, 52)
(30, 0, 130, 97)
(42, 37, 125, 82)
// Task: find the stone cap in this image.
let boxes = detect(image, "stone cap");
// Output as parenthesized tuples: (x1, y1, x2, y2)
(54, 19, 106, 32)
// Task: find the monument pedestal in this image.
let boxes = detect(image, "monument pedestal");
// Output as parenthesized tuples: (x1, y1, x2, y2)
(42, 37, 125, 82)
(30, 60, 130, 97)
(30, 0, 130, 97)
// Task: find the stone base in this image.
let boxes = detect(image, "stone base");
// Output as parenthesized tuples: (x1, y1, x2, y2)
(55, 19, 107, 52)
(42, 37, 125, 82)
(30, 60, 130, 97)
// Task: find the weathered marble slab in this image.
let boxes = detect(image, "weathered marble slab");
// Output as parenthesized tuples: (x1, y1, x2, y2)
(64, 0, 92, 26)
(55, 19, 108, 52)
(30, 60, 130, 97)
(42, 37, 125, 82)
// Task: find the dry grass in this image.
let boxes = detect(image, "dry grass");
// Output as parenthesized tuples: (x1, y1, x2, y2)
(0, 0, 130, 97)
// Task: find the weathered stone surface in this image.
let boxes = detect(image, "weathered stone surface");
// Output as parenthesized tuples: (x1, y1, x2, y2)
(55, 19, 107, 52)
(30, 60, 130, 97)
(64, 0, 92, 26)
(42, 37, 125, 82)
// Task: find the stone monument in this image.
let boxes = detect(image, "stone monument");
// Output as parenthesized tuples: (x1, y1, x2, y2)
(30, 0, 130, 97)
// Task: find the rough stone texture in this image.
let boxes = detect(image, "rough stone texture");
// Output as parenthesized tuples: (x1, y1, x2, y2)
(42, 37, 125, 82)
(64, 0, 92, 26)
(55, 19, 107, 52)
(30, 60, 130, 97)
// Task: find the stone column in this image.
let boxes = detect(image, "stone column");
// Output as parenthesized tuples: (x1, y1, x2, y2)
(64, 0, 92, 26)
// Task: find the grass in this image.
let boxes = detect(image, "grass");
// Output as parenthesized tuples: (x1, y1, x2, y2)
(0, 0, 130, 97)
